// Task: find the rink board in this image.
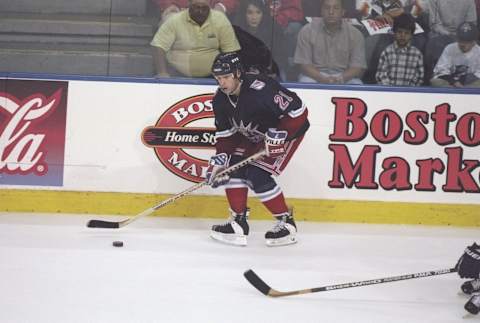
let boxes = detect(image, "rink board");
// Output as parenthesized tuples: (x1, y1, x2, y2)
(0, 75, 479, 225)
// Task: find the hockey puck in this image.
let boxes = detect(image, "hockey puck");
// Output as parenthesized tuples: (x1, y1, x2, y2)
(112, 241, 124, 247)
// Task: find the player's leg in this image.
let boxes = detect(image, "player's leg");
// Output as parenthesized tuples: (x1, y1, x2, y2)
(245, 166, 297, 246)
(248, 136, 304, 246)
(210, 159, 250, 246)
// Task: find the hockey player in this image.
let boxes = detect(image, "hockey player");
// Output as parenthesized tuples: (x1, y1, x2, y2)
(206, 51, 309, 247)
(456, 242, 480, 315)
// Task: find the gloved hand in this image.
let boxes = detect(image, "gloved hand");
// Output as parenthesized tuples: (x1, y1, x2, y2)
(264, 128, 288, 158)
(205, 153, 230, 188)
(456, 242, 480, 279)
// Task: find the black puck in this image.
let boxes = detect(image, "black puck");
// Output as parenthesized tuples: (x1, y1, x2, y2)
(112, 241, 124, 247)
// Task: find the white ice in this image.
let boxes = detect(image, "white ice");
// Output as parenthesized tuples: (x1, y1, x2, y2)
(0, 212, 478, 323)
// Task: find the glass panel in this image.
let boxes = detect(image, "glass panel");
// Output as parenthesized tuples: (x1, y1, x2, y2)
(0, 0, 155, 77)
(0, 0, 479, 88)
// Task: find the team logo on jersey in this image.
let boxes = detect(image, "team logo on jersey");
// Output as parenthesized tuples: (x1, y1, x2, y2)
(250, 80, 266, 90)
(142, 94, 216, 183)
(231, 119, 264, 143)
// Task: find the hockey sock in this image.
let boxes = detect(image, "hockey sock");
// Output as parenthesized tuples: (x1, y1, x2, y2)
(262, 191, 288, 216)
(226, 187, 248, 214)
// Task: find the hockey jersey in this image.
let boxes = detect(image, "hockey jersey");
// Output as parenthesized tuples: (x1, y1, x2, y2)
(212, 74, 309, 155)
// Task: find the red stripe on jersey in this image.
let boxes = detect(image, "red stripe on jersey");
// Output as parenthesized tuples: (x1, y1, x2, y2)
(277, 108, 308, 138)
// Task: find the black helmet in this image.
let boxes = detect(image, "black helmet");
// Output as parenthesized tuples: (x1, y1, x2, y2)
(211, 52, 243, 77)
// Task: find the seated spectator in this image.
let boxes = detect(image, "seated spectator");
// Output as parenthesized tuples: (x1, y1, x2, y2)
(424, 0, 477, 83)
(151, 0, 238, 24)
(428, 0, 477, 37)
(265, 0, 306, 80)
(294, 0, 366, 84)
(233, 0, 287, 79)
(430, 22, 480, 88)
(376, 13, 424, 86)
(150, 0, 240, 78)
(357, 0, 426, 83)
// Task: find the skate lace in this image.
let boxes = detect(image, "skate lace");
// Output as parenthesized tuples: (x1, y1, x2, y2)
(217, 215, 235, 228)
(270, 220, 287, 233)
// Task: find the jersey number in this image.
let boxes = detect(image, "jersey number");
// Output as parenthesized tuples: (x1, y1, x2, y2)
(274, 91, 292, 111)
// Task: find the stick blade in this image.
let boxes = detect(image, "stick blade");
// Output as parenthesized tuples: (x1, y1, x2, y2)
(243, 269, 272, 296)
(86, 219, 120, 229)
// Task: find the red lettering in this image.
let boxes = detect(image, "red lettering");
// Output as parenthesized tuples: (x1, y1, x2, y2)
(431, 103, 456, 145)
(404, 110, 429, 144)
(456, 113, 480, 147)
(442, 147, 480, 192)
(329, 97, 368, 142)
(379, 157, 412, 190)
(328, 144, 379, 189)
(415, 159, 445, 191)
(370, 110, 403, 144)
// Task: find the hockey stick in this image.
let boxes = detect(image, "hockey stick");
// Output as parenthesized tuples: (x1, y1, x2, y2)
(244, 268, 457, 297)
(86, 150, 266, 229)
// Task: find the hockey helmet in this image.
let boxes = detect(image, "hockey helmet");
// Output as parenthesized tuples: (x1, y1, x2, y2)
(211, 52, 243, 77)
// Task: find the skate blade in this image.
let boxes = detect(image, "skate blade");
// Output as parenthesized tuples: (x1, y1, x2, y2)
(210, 231, 247, 246)
(265, 235, 297, 247)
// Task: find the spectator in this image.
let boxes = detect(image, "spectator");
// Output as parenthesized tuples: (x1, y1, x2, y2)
(424, 0, 477, 83)
(294, 0, 366, 84)
(265, 0, 306, 80)
(233, 0, 287, 78)
(428, 0, 477, 37)
(430, 22, 480, 88)
(150, 0, 240, 78)
(376, 13, 424, 85)
(357, 0, 426, 83)
(151, 0, 238, 24)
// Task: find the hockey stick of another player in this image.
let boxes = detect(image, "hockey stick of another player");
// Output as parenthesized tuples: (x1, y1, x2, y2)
(244, 268, 457, 297)
(86, 150, 266, 229)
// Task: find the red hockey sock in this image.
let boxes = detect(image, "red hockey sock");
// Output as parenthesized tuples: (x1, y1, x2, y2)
(226, 187, 248, 214)
(262, 192, 288, 216)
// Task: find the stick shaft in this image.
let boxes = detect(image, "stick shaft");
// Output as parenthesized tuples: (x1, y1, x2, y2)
(244, 268, 457, 298)
(120, 181, 206, 227)
(87, 150, 265, 228)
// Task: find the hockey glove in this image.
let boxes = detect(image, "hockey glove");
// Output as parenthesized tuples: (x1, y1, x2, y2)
(206, 153, 231, 188)
(265, 128, 288, 158)
(456, 242, 480, 279)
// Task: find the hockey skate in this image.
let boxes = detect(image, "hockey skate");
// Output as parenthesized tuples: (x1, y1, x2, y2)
(210, 208, 249, 246)
(465, 294, 480, 315)
(461, 279, 480, 295)
(265, 208, 297, 247)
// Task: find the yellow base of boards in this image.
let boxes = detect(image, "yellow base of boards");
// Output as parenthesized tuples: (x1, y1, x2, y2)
(0, 189, 478, 227)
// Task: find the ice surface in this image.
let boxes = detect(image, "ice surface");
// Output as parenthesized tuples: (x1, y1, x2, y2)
(0, 212, 478, 323)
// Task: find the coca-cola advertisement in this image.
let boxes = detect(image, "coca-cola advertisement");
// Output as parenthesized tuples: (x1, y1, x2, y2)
(0, 80, 68, 186)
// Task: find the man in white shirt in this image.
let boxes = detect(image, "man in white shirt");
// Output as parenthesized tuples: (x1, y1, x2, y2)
(431, 22, 480, 88)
